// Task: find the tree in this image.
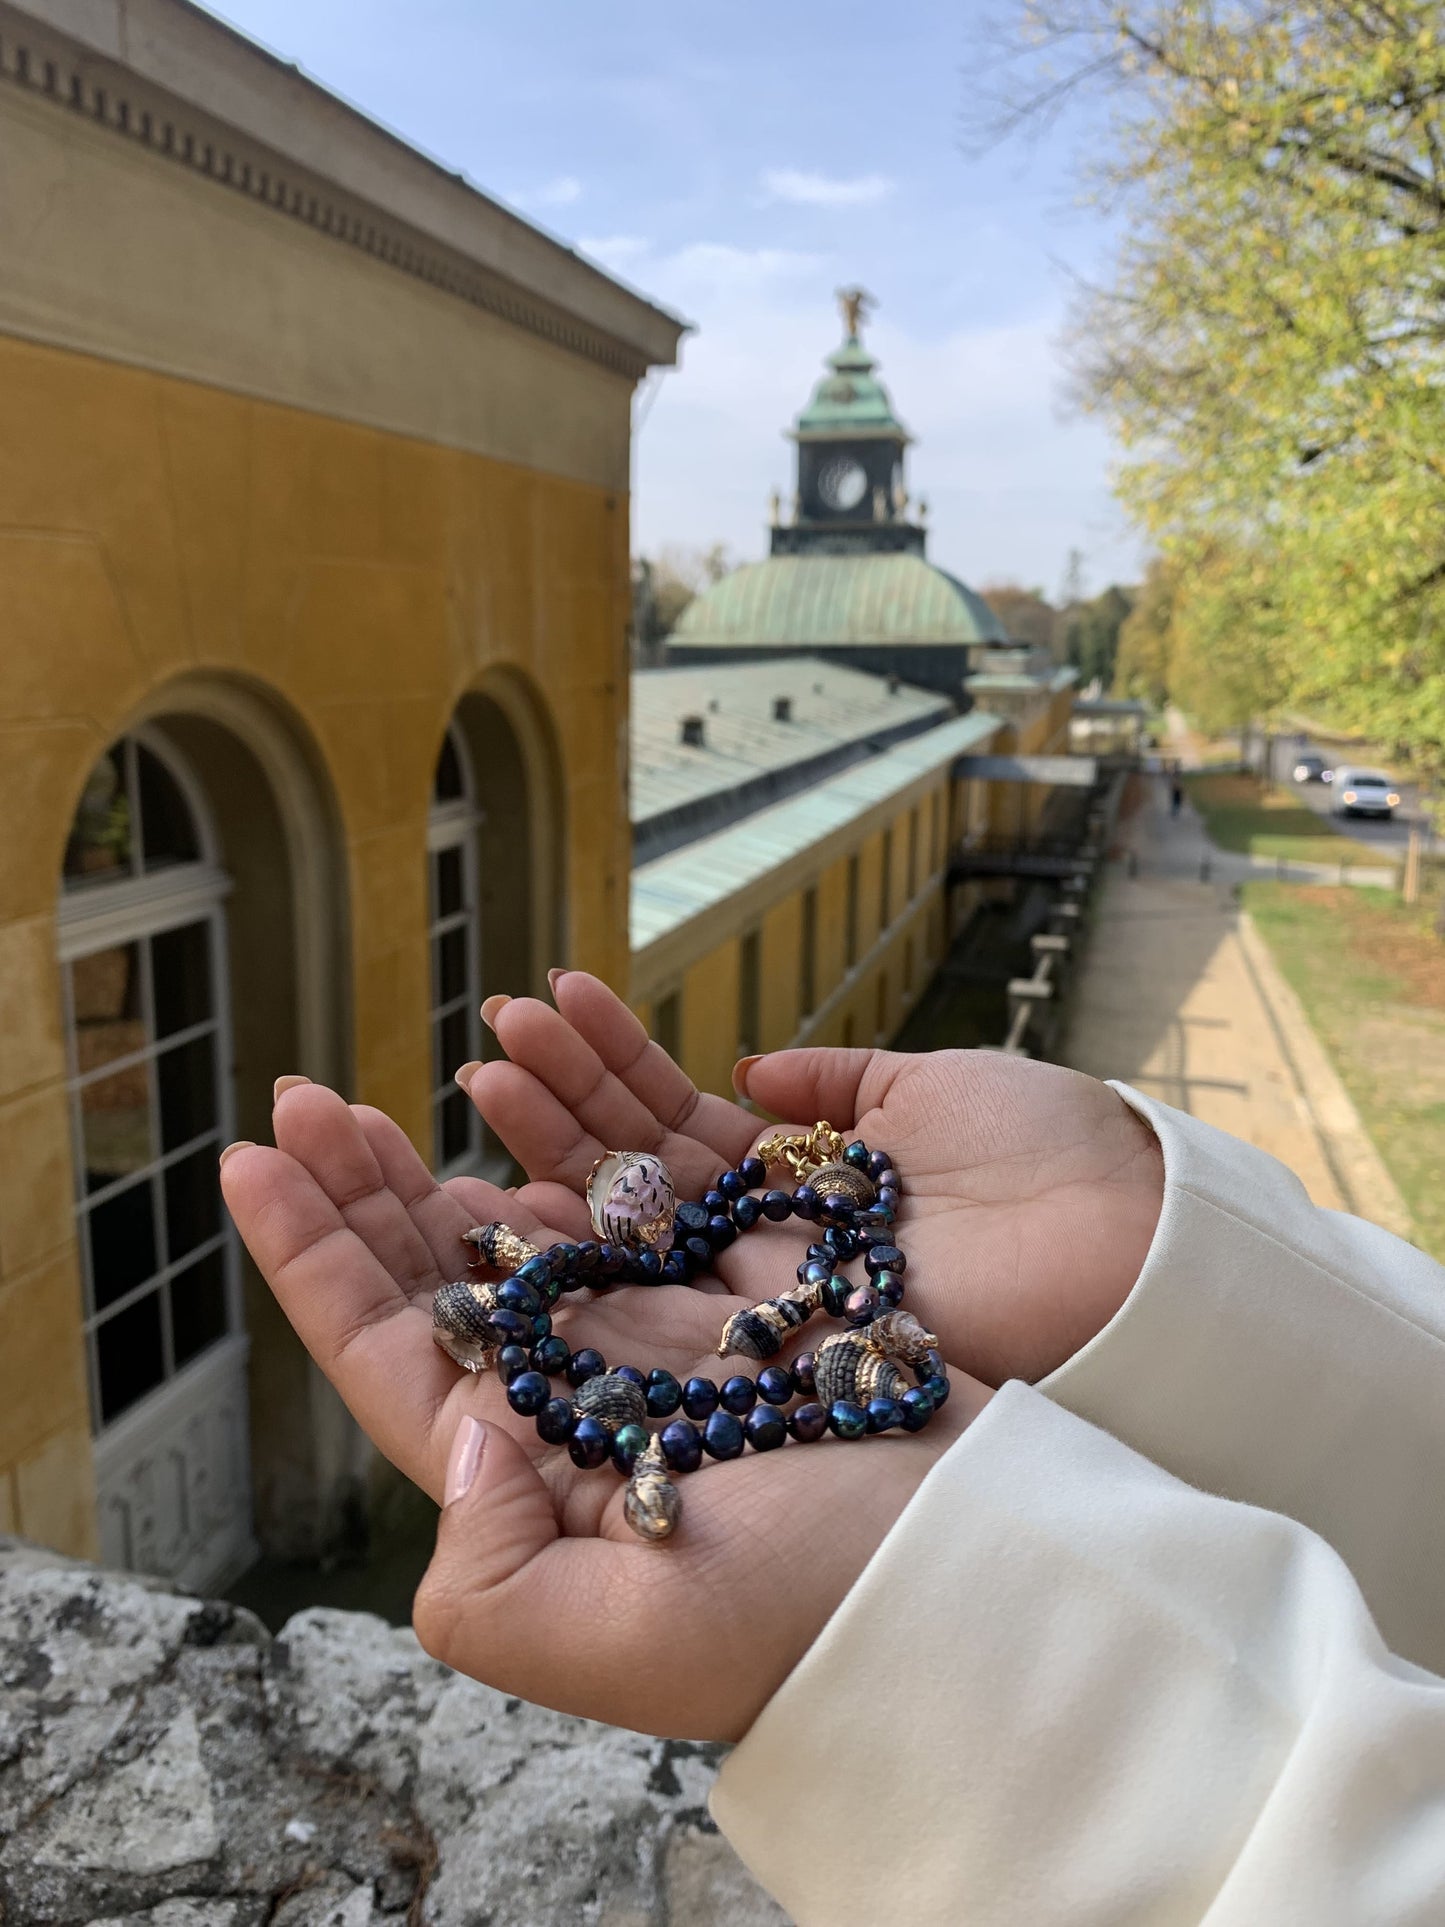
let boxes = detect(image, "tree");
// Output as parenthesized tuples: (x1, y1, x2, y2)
(631, 542, 735, 663)
(975, 0, 1445, 772)
(1066, 584, 1135, 688)
(978, 582, 1061, 653)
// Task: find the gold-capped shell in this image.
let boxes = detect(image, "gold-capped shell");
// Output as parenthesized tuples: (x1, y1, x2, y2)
(812, 1330, 910, 1407)
(431, 1278, 502, 1373)
(809, 1162, 876, 1210)
(574, 1372, 648, 1431)
(623, 1436, 681, 1543)
(461, 1221, 540, 1274)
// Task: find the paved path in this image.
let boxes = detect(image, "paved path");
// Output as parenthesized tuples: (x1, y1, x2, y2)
(1062, 774, 1413, 1236)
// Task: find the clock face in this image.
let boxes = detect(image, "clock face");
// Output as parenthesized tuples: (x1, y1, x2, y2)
(817, 456, 868, 513)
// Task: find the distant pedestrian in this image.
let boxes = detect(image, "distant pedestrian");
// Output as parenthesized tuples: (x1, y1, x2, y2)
(1170, 781, 1184, 817)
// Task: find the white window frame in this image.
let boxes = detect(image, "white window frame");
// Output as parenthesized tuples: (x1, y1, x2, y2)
(57, 726, 242, 1440)
(428, 722, 484, 1177)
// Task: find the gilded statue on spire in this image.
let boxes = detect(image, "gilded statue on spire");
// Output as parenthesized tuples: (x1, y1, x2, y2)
(837, 285, 875, 341)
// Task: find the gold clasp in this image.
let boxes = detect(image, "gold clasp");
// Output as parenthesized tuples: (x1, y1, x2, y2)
(755, 1121, 847, 1183)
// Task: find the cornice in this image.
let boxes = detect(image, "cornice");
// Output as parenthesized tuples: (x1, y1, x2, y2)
(0, 2, 681, 383)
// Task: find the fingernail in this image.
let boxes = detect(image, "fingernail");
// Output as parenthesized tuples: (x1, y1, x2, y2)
(219, 1140, 254, 1168)
(480, 994, 510, 1031)
(547, 967, 568, 994)
(273, 1074, 310, 1101)
(444, 1415, 486, 1506)
(732, 1054, 762, 1098)
(454, 1060, 483, 1090)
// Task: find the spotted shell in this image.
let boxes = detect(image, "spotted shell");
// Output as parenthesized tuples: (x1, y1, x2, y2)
(574, 1372, 648, 1431)
(623, 1436, 681, 1543)
(431, 1279, 501, 1373)
(587, 1152, 676, 1251)
(812, 1331, 911, 1407)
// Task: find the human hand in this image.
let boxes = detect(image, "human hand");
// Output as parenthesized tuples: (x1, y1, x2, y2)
(462, 970, 1164, 1387)
(220, 1082, 993, 1742)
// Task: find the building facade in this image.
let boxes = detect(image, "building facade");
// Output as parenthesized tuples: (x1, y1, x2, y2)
(0, 0, 682, 1587)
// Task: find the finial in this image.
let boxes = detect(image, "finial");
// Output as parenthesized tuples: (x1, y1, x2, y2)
(768, 487, 782, 528)
(836, 285, 875, 342)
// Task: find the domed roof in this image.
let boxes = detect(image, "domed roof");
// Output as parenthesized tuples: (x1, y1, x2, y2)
(669, 553, 1007, 651)
(794, 335, 910, 443)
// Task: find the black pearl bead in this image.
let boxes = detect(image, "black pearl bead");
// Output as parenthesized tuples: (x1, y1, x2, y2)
(761, 1189, 793, 1222)
(634, 1249, 663, 1282)
(791, 1184, 820, 1221)
(486, 1307, 531, 1347)
(877, 1187, 900, 1214)
(565, 1347, 607, 1387)
(530, 1311, 553, 1341)
(682, 1376, 719, 1420)
(844, 1139, 871, 1170)
(703, 1188, 729, 1215)
(495, 1276, 541, 1317)
(924, 1347, 945, 1378)
(660, 1249, 690, 1284)
(866, 1149, 891, 1181)
(806, 1242, 835, 1267)
(788, 1401, 828, 1442)
(706, 1214, 737, 1250)
(615, 1365, 647, 1390)
(791, 1352, 817, 1396)
(828, 1399, 869, 1440)
(506, 1370, 551, 1417)
(739, 1155, 767, 1189)
(745, 1406, 788, 1452)
(720, 1374, 757, 1415)
(568, 1416, 610, 1469)
(872, 1270, 905, 1307)
(514, 1254, 552, 1294)
(876, 1169, 898, 1194)
(824, 1226, 859, 1261)
(798, 1259, 833, 1292)
(495, 1344, 531, 1385)
(863, 1244, 906, 1277)
(718, 1168, 747, 1200)
(820, 1193, 854, 1225)
(597, 1243, 628, 1277)
(684, 1235, 713, 1268)
(550, 1241, 580, 1272)
(660, 1418, 703, 1473)
(675, 1199, 710, 1233)
(845, 1284, 881, 1325)
(898, 1388, 934, 1433)
(865, 1203, 896, 1226)
(865, 1397, 905, 1433)
(611, 1422, 650, 1474)
(732, 1195, 762, 1231)
(821, 1275, 853, 1319)
(703, 1410, 745, 1460)
(757, 1366, 793, 1406)
(574, 1239, 602, 1270)
(535, 1397, 576, 1444)
(645, 1369, 683, 1417)
(922, 1372, 950, 1408)
(530, 1335, 571, 1376)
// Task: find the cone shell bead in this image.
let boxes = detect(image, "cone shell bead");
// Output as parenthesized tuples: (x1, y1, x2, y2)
(623, 1437, 681, 1543)
(574, 1372, 649, 1431)
(431, 1279, 501, 1372)
(716, 1283, 820, 1360)
(812, 1331, 911, 1407)
(587, 1152, 676, 1251)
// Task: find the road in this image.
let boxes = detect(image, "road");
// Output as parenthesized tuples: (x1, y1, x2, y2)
(1267, 737, 1422, 855)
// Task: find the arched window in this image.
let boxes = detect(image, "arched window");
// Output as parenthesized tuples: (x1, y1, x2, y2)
(428, 723, 483, 1173)
(58, 732, 238, 1440)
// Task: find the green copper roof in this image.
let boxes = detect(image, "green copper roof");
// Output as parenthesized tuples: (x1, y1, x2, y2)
(794, 335, 910, 442)
(670, 553, 1008, 651)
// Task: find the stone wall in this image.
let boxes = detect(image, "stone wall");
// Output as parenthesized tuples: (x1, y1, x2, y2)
(0, 1541, 788, 1927)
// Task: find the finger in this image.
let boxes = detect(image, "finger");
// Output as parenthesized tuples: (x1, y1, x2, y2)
(553, 971, 758, 1167)
(272, 1084, 441, 1302)
(737, 1046, 904, 1136)
(465, 1053, 608, 1192)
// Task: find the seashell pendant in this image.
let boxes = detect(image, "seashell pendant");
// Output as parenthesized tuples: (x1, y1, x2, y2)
(586, 1151, 676, 1252)
(623, 1435, 681, 1542)
(431, 1277, 502, 1373)
(574, 1371, 649, 1431)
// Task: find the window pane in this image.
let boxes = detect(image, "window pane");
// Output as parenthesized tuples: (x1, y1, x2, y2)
(80, 1065, 154, 1191)
(433, 731, 465, 803)
(437, 925, 468, 1004)
(87, 1179, 158, 1310)
(136, 745, 201, 872)
(438, 1089, 473, 1167)
(96, 1291, 165, 1425)
(164, 1146, 221, 1262)
(70, 945, 146, 1073)
(434, 844, 464, 919)
(63, 750, 132, 888)
(171, 1248, 229, 1367)
(152, 922, 212, 1037)
(157, 1035, 217, 1152)
(436, 1006, 470, 1087)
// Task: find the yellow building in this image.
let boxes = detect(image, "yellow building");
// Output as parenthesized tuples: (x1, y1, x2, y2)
(0, 0, 682, 1587)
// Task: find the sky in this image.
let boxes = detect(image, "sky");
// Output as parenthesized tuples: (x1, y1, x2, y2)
(213, 0, 1146, 598)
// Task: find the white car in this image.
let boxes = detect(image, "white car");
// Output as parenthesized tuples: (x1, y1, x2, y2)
(1332, 768, 1401, 818)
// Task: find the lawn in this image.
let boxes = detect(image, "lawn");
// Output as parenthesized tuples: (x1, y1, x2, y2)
(1244, 880, 1445, 1261)
(1185, 770, 1389, 868)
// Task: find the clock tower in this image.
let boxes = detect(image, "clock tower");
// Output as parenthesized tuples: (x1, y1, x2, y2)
(772, 288, 925, 559)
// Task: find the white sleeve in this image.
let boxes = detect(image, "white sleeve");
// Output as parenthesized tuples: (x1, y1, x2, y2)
(1045, 1083, 1445, 1676)
(711, 1384, 1445, 1927)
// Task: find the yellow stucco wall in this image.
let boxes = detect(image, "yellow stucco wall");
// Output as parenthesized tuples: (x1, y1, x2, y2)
(0, 330, 635, 1552)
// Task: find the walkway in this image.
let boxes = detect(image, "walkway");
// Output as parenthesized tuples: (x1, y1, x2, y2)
(1061, 773, 1413, 1235)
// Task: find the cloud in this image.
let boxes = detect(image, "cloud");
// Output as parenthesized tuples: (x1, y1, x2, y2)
(760, 168, 895, 208)
(519, 174, 582, 209)
(578, 234, 651, 272)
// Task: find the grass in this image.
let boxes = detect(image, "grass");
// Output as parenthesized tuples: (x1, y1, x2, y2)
(1244, 879, 1445, 1261)
(1184, 770, 1390, 868)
